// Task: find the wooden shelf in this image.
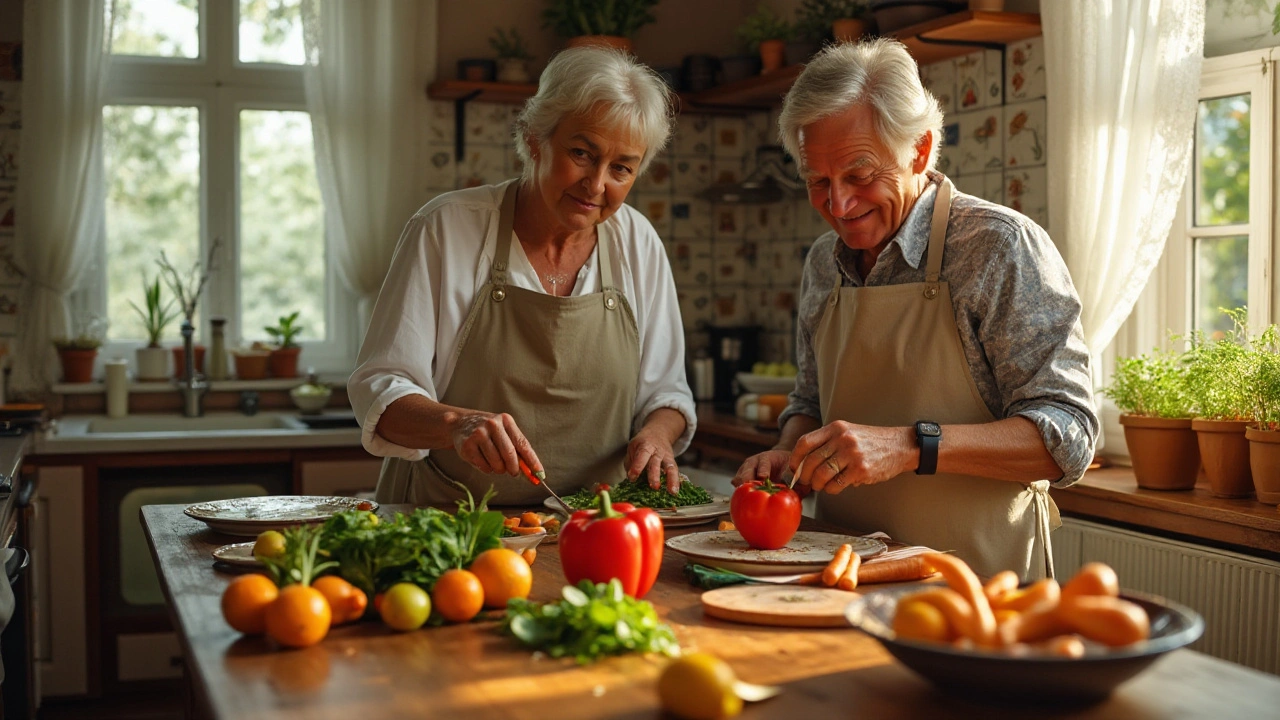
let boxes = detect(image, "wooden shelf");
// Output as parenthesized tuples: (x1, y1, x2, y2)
(892, 10, 1042, 66)
(426, 79, 538, 104)
(682, 65, 803, 111)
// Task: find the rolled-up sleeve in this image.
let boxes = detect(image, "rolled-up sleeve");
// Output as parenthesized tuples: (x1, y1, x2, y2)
(974, 221, 1099, 486)
(347, 212, 439, 461)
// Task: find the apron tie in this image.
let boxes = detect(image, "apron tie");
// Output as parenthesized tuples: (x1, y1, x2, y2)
(1029, 479, 1060, 579)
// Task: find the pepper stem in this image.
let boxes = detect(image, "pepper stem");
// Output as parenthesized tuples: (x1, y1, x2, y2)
(597, 489, 622, 519)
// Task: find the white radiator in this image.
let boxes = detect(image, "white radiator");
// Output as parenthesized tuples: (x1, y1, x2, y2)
(1053, 518, 1280, 675)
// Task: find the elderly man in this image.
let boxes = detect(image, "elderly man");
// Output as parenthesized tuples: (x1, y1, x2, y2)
(734, 39, 1098, 580)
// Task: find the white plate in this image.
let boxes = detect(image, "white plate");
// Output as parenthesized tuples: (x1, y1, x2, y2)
(735, 372, 797, 395)
(666, 530, 887, 575)
(544, 496, 730, 528)
(184, 495, 378, 537)
(499, 531, 547, 553)
(211, 541, 261, 568)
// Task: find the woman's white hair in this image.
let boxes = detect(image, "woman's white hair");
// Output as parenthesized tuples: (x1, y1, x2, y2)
(514, 46, 675, 180)
(779, 38, 944, 173)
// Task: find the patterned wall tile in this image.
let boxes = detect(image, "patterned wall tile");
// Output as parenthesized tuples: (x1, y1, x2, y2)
(953, 174, 984, 198)
(678, 288, 712, 330)
(671, 195, 713, 239)
(0, 82, 20, 129)
(458, 145, 506, 188)
(672, 156, 712, 194)
(636, 157, 673, 193)
(982, 171, 1005, 206)
(424, 143, 456, 191)
(669, 239, 713, 287)
(711, 287, 748, 326)
(632, 194, 672, 237)
(711, 158, 744, 187)
(954, 51, 986, 112)
(503, 147, 525, 180)
(674, 114, 713, 156)
(1006, 37, 1047, 102)
(1005, 165, 1048, 230)
(467, 103, 516, 145)
(713, 117, 749, 160)
(981, 49, 1003, 109)
(743, 203, 787, 241)
(950, 109, 1003, 177)
(713, 204, 745, 240)
(1005, 99, 1047, 168)
(712, 241, 747, 285)
(425, 100, 455, 145)
(920, 59, 956, 115)
(744, 111, 774, 149)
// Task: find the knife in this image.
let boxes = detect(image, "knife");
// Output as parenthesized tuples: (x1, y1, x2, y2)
(787, 456, 806, 490)
(519, 458, 574, 516)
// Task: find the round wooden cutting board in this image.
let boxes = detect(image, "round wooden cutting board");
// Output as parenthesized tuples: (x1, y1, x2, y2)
(701, 584, 862, 628)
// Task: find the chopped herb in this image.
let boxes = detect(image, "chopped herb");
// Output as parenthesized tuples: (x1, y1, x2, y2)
(560, 477, 713, 511)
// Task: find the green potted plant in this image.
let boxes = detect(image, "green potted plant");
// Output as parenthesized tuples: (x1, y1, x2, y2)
(265, 311, 304, 379)
(542, 0, 661, 54)
(738, 4, 795, 74)
(1246, 323, 1280, 504)
(798, 0, 870, 46)
(491, 27, 534, 84)
(1185, 309, 1255, 498)
(129, 275, 179, 381)
(53, 317, 107, 384)
(1105, 348, 1200, 490)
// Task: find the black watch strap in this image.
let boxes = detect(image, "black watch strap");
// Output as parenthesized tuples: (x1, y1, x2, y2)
(915, 421, 941, 476)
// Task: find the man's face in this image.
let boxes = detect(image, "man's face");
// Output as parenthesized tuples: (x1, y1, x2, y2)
(799, 104, 930, 255)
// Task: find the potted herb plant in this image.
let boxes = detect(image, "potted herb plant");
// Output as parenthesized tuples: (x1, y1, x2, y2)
(542, 0, 661, 54)
(53, 317, 107, 384)
(798, 0, 871, 45)
(1246, 324, 1280, 504)
(738, 4, 795, 74)
(266, 312, 304, 379)
(1105, 349, 1200, 490)
(490, 27, 534, 84)
(129, 276, 179, 381)
(1185, 309, 1255, 498)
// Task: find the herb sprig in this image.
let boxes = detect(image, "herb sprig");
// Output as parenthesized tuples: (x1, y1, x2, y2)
(560, 477, 713, 510)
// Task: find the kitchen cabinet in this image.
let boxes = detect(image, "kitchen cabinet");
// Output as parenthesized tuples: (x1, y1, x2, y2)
(29, 465, 87, 699)
(297, 452, 380, 498)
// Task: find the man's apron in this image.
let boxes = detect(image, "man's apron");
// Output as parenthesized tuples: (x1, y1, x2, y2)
(812, 177, 1059, 580)
(375, 182, 641, 507)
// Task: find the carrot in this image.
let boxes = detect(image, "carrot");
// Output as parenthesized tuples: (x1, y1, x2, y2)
(983, 571, 1019, 603)
(836, 551, 862, 591)
(823, 544, 854, 587)
(990, 578, 1061, 614)
(1056, 595, 1149, 647)
(794, 572, 825, 586)
(855, 556, 937, 585)
(1061, 562, 1120, 600)
(507, 525, 547, 535)
(923, 553, 996, 645)
(502, 517, 521, 529)
(717, 520, 735, 532)
(521, 548, 537, 565)
(520, 511, 542, 528)
(998, 606, 1072, 645)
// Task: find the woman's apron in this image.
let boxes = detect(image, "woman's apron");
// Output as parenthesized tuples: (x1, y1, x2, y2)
(375, 183, 641, 507)
(812, 177, 1059, 580)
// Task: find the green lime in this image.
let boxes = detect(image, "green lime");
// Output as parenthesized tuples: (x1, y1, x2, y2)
(380, 583, 431, 631)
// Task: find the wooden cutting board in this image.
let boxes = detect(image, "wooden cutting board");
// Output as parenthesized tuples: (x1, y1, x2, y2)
(701, 584, 862, 628)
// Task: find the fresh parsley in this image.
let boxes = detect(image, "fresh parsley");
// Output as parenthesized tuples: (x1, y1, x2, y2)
(560, 477, 713, 510)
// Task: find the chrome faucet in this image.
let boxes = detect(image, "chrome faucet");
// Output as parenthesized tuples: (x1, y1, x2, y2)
(177, 320, 207, 417)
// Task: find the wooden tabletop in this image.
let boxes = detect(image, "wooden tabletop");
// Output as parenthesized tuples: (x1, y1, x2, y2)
(143, 503, 1280, 720)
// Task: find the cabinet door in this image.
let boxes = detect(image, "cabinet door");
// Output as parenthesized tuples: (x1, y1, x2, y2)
(31, 466, 87, 698)
(299, 459, 380, 498)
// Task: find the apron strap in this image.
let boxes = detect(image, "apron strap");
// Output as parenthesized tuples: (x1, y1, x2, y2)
(923, 176, 953, 289)
(490, 182, 519, 289)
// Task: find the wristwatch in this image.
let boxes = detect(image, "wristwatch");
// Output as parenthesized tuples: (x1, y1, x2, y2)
(914, 421, 941, 476)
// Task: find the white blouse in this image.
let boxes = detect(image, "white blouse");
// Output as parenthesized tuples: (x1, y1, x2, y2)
(348, 180, 697, 461)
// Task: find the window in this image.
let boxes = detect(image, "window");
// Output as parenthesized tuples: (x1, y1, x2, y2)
(86, 0, 354, 372)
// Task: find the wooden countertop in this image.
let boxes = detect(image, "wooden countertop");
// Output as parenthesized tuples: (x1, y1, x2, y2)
(691, 406, 1280, 556)
(144, 504, 1280, 719)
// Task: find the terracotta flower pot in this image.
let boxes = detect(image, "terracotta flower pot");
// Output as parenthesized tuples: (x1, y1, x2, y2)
(1192, 419, 1254, 498)
(268, 347, 302, 379)
(566, 35, 632, 54)
(233, 352, 269, 381)
(58, 349, 97, 383)
(172, 345, 206, 380)
(1245, 425, 1280, 504)
(1119, 415, 1200, 490)
(758, 39, 787, 73)
(832, 18, 867, 43)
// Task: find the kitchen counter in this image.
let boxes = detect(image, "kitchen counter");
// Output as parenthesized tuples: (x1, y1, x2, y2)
(143, 503, 1280, 720)
(34, 412, 363, 455)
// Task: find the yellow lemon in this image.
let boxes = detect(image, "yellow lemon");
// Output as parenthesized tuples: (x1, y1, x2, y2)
(252, 530, 286, 560)
(892, 597, 952, 643)
(658, 652, 742, 720)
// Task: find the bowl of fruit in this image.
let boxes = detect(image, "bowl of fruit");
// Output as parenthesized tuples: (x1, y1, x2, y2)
(736, 361, 798, 395)
(290, 382, 332, 414)
(844, 557, 1204, 704)
(500, 511, 562, 553)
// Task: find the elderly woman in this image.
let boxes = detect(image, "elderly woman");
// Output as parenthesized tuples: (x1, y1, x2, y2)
(734, 40, 1098, 580)
(350, 47, 695, 506)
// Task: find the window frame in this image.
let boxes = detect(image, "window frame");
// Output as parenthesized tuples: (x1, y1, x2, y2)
(82, 0, 355, 374)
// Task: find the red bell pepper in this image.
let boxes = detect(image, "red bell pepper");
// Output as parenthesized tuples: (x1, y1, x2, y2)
(730, 476, 801, 550)
(559, 491, 663, 598)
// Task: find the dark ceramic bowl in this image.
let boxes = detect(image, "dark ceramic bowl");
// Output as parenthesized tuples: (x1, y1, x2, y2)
(846, 584, 1204, 704)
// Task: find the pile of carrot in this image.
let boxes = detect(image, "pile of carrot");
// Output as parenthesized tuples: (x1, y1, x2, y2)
(796, 546, 939, 589)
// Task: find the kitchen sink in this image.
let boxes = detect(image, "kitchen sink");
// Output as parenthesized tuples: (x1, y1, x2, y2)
(84, 413, 306, 434)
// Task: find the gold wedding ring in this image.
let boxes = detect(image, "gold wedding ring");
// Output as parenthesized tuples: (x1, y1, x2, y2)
(825, 458, 839, 473)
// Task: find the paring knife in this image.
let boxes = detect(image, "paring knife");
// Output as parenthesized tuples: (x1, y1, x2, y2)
(519, 458, 574, 516)
(787, 456, 806, 490)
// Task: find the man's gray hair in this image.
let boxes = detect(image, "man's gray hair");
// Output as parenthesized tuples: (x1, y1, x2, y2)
(514, 46, 675, 179)
(779, 38, 944, 173)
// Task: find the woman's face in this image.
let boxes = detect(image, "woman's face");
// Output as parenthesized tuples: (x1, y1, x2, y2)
(799, 104, 930, 254)
(528, 108, 646, 235)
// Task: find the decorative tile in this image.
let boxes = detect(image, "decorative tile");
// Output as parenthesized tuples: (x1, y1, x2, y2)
(0, 82, 19, 129)
(503, 147, 524, 180)
(0, 128, 17, 180)
(674, 114, 713, 156)
(713, 117, 749, 160)
(466, 102, 516, 146)
(669, 239, 713, 287)
(1005, 165, 1048, 229)
(1005, 100, 1047, 168)
(425, 100, 455, 145)
(936, 120, 960, 177)
(458, 145, 506, 188)
(672, 156, 712, 194)
(1006, 37, 1047, 102)
(713, 241, 747, 285)
(950, 109, 1003, 176)
(920, 59, 956, 115)
(954, 52, 986, 112)
(712, 205, 744, 240)
(980, 49, 1003, 109)
(983, 171, 1005, 206)
(744, 111, 774, 149)
(671, 195, 713, 239)
(636, 157, 673, 193)
(711, 287, 748, 326)
(711, 158, 744, 186)
(678, 288, 712, 330)
(763, 331, 794, 363)
(953, 174, 984, 198)
(743, 203, 784, 241)
(794, 198, 826, 239)
(760, 237, 801, 282)
(632, 194, 672, 237)
(424, 143, 456, 191)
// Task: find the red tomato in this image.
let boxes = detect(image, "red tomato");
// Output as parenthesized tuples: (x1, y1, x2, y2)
(730, 479, 801, 550)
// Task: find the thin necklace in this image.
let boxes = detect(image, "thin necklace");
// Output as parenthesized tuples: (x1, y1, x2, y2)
(543, 272, 571, 295)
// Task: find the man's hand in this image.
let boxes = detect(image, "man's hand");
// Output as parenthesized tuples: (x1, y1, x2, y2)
(790, 421, 916, 494)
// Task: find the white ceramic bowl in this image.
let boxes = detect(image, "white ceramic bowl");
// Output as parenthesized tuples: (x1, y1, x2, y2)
(290, 386, 332, 414)
(735, 372, 797, 395)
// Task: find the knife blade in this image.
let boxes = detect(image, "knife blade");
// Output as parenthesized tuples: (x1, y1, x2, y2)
(787, 456, 806, 490)
(519, 458, 574, 516)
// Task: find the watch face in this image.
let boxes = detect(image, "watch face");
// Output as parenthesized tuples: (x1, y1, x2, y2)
(917, 422, 941, 437)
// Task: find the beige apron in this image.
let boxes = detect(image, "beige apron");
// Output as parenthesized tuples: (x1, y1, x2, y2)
(376, 182, 641, 507)
(812, 177, 1059, 580)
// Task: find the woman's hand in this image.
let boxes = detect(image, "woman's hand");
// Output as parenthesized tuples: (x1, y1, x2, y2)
(627, 428, 681, 494)
(790, 421, 915, 494)
(449, 411, 541, 476)
(732, 449, 792, 487)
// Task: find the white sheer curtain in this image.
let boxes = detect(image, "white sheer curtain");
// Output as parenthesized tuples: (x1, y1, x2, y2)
(300, 0, 426, 332)
(12, 0, 113, 393)
(1042, 1, 1204, 370)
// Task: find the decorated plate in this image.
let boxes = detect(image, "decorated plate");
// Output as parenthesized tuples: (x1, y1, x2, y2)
(666, 530, 887, 575)
(184, 496, 377, 536)
(211, 541, 261, 568)
(499, 531, 547, 553)
(544, 496, 730, 528)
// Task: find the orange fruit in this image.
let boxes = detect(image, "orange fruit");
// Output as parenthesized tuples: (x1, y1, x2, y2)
(265, 585, 331, 648)
(380, 583, 431, 631)
(221, 574, 279, 635)
(432, 569, 485, 623)
(468, 548, 533, 608)
(893, 597, 952, 643)
(312, 575, 368, 625)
